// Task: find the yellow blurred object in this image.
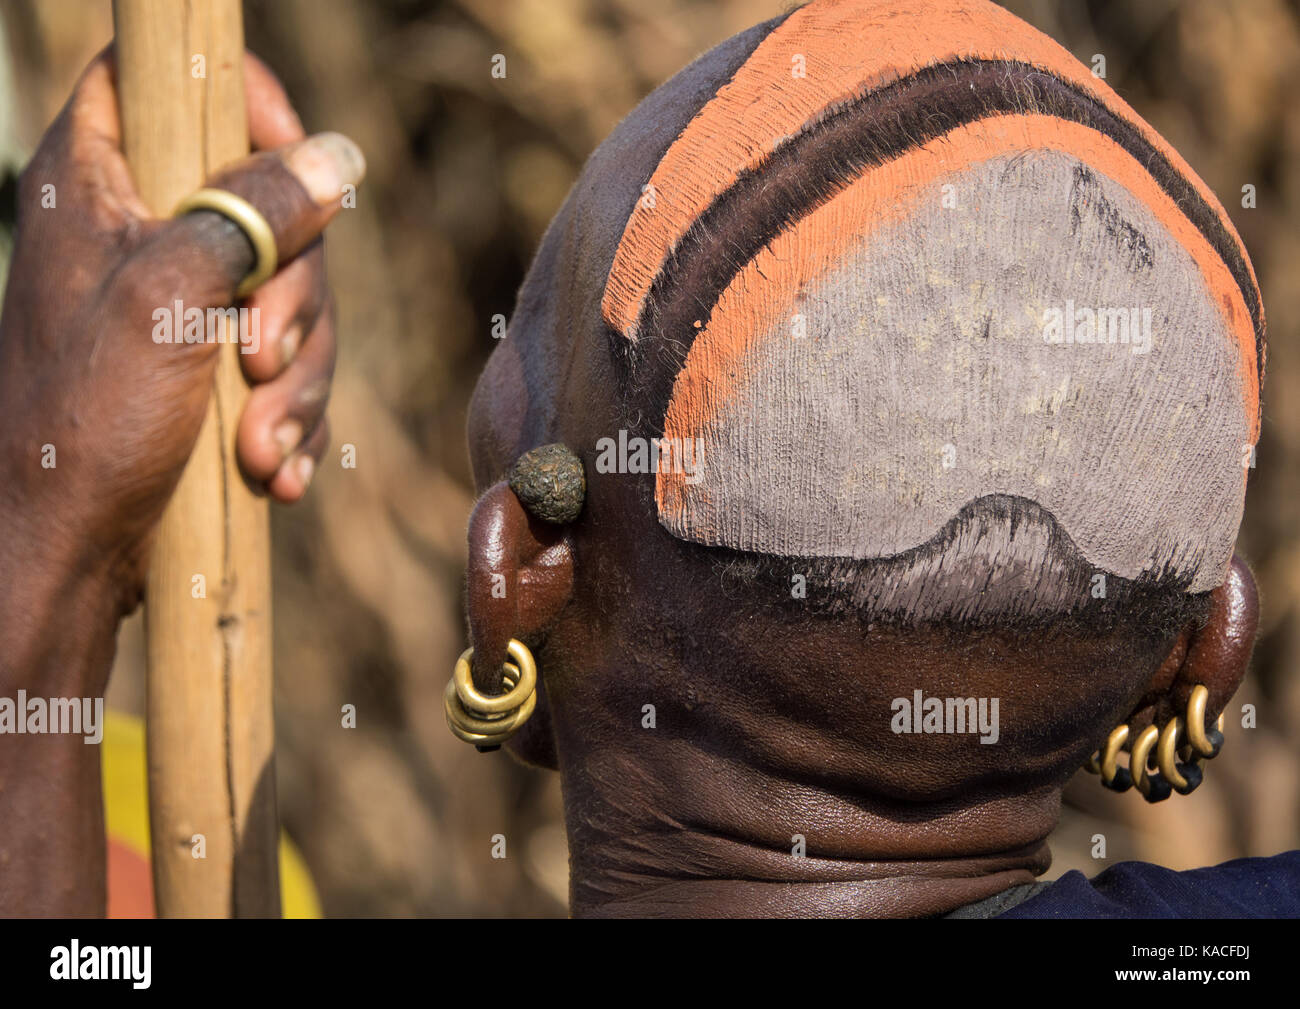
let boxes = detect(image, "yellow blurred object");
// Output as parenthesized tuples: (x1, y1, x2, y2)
(100, 709, 321, 918)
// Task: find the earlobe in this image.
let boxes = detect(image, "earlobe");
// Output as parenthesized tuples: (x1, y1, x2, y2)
(460, 477, 576, 767)
(465, 481, 576, 695)
(458, 445, 583, 764)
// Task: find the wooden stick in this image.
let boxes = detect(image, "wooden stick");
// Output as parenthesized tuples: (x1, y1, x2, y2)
(113, 0, 279, 918)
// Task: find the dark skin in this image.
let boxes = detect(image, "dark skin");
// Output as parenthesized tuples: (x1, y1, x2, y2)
(466, 426, 1258, 919)
(0, 53, 361, 915)
(0, 50, 1256, 920)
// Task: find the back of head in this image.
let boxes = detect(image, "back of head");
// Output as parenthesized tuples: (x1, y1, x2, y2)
(475, 0, 1260, 621)
(466, 0, 1264, 909)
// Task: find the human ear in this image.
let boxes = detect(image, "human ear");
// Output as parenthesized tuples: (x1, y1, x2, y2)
(465, 481, 575, 688)
(463, 452, 579, 766)
(1130, 554, 1258, 732)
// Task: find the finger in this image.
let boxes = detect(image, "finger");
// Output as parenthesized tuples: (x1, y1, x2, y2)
(65, 47, 121, 148)
(238, 239, 327, 383)
(267, 418, 329, 504)
(122, 131, 364, 313)
(245, 52, 305, 151)
(236, 303, 336, 482)
(24, 47, 151, 223)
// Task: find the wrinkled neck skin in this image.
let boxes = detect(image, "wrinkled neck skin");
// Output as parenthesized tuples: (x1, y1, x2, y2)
(540, 620, 1076, 917)
(557, 737, 1057, 918)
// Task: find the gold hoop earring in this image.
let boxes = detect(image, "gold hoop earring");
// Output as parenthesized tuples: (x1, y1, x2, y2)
(1097, 723, 1131, 792)
(1129, 724, 1171, 802)
(1185, 684, 1225, 759)
(444, 639, 538, 750)
(1155, 715, 1204, 795)
(1082, 683, 1225, 803)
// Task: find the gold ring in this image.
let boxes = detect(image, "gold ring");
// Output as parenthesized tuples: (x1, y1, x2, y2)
(453, 640, 536, 714)
(1156, 716, 1192, 791)
(443, 675, 537, 745)
(173, 187, 278, 298)
(444, 639, 538, 746)
(446, 660, 524, 733)
(1185, 684, 1224, 759)
(1099, 723, 1130, 788)
(1129, 724, 1160, 797)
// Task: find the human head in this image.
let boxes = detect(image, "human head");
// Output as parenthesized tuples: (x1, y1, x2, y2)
(463, 0, 1262, 915)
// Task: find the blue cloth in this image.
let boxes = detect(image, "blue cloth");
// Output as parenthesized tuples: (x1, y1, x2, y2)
(998, 851, 1300, 917)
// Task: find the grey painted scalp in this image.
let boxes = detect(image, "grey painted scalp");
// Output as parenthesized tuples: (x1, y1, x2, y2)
(659, 151, 1248, 605)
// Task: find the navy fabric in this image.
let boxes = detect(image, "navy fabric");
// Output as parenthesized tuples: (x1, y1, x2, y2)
(997, 851, 1300, 918)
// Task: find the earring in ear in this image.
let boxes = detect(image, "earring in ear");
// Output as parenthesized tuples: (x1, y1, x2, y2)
(444, 638, 538, 749)
(1082, 684, 1225, 803)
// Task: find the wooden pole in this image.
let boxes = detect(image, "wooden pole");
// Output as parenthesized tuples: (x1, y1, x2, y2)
(113, 0, 280, 918)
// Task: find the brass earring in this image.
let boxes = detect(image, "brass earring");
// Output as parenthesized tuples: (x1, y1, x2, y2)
(444, 638, 538, 750)
(1083, 684, 1225, 803)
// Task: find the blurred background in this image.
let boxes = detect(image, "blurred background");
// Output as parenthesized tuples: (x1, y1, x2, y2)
(0, 0, 1296, 916)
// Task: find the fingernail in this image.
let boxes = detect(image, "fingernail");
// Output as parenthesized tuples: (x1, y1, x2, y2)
(280, 323, 302, 369)
(273, 419, 303, 458)
(286, 132, 366, 205)
(294, 454, 315, 492)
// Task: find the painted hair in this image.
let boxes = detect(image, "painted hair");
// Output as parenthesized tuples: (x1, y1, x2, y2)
(481, 0, 1263, 630)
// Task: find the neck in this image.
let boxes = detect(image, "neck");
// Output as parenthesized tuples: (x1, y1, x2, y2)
(560, 748, 1057, 918)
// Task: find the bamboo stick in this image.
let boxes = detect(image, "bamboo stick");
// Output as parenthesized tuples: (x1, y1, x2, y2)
(113, 0, 279, 918)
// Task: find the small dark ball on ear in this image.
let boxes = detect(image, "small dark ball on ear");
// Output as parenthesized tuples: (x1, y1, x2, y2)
(508, 443, 585, 524)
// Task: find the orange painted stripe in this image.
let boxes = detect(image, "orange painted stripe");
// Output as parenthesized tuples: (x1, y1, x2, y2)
(655, 113, 1260, 520)
(604, 0, 1256, 349)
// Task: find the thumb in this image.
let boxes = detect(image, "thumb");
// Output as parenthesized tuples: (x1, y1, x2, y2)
(119, 131, 364, 315)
